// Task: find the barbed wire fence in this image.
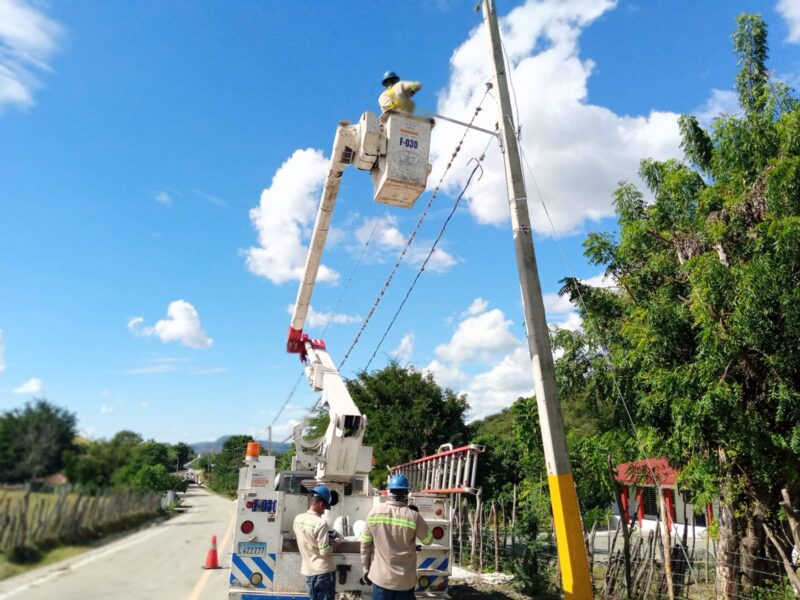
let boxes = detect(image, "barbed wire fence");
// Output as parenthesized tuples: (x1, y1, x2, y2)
(447, 494, 798, 600)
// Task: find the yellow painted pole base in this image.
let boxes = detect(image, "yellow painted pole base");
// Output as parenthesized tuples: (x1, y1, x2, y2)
(548, 473, 594, 599)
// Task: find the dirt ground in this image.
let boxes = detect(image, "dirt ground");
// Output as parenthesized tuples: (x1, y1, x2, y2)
(449, 580, 534, 599)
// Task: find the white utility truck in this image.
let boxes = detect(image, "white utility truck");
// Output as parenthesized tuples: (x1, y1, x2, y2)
(227, 110, 483, 600)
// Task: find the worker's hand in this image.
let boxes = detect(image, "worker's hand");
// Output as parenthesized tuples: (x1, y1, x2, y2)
(359, 575, 372, 586)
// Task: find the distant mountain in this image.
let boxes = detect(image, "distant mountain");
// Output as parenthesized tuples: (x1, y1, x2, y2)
(190, 435, 292, 455)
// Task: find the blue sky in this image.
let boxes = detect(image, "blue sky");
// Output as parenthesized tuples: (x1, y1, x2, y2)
(1, 0, 798, 444)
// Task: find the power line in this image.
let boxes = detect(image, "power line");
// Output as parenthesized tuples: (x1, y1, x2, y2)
(265, 202, 388, 434)
(516, 135, 706, 600)
(337, 85, 493, 371)
(363, 138, 494, 372)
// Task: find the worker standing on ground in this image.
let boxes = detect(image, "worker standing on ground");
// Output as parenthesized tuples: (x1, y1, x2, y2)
(294, 485, 340, 600)
(378, 71, 422, 114)
(360, 474, 433, 600)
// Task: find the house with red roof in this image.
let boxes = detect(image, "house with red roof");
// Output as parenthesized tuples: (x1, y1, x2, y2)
(612, 457, 716, 536)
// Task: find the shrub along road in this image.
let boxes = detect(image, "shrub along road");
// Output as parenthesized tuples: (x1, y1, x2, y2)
(0, 485, 234, 600)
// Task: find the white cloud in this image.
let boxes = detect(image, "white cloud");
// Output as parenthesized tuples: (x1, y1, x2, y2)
(194, 190, 229, 208)
(245, 149, 339, 285)
(129, 300, 213, 349)
(0, 329, 5, 372)
(357, 215, 406, 250)
(0, 0, 61, 110)
(127, 316, 144, 331)
(434, 306, 520, 364)
(460, 298, 489, 318)
(154, 191, 172, 205)
(695, 89, 739, 128)
(286, 304, 361, 329)
(13, 377, 42, 394)
(391, 332, 415, 364)
(100, 404, 113, 415)
(552, 311, 582, 331)
(778, 0, 800, 43)
(425, 359, 469, 389)
(466, 347, 534, 419)
(354, 215, 458, 273)
(543, 292, 573, 315)
(582, 272, 617, 289)
(431, 0, 681, 235)
(425, 300, 533, 420)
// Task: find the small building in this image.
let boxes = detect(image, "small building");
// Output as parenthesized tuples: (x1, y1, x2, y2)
(611, 457, 716, 537)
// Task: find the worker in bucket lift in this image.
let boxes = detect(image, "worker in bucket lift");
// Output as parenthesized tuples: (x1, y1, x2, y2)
(293, 485, 340, 600)
(360, 474, 433, 600)
(379, 71, 422, 114)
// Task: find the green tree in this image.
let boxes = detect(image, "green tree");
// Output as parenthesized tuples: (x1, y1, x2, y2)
(129, 463, 186, 493)
(205, 435, 253, 497)
(172, 442, 195, 469)
(555, 14, 800, 597)
(345, 362, 471, 486)
(0, 400, 77, 483)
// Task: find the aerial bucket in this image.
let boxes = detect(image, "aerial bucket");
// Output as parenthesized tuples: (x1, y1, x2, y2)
(371, 112, 434, 209)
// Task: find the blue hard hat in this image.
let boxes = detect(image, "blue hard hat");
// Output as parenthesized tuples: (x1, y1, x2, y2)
(388, 473, 410, 491)
(310, 485, 332, 507)
(382, 71, 400, 87)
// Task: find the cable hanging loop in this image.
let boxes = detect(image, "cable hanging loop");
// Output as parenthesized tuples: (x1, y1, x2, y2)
(337, 85, 493, 371)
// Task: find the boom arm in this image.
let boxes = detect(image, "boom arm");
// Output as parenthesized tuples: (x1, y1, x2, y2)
(287, 121, 360, 354)
(284, 111, 433, 482)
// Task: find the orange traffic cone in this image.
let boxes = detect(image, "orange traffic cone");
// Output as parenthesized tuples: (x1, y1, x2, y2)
(202, 535, 221, 569)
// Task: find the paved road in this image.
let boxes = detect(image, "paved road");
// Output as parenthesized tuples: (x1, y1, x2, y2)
(0, 485, 235, 600)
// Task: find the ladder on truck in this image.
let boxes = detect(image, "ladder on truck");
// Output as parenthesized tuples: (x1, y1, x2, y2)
(389, 444, 484, 495)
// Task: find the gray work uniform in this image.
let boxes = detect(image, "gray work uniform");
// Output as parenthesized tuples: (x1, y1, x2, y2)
(360, 500, 432, 591)
(293, 509, 335, 576)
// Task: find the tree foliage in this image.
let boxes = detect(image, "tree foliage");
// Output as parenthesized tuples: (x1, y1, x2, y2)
(345, 362, 471, 486)
(65, 431, 189, 493)
(555, 13, 800, 595)
(0, 400, 77, 483)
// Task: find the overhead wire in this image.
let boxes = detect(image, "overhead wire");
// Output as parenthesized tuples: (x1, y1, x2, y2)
(269, 90, 494, 440)
(515, 129, 705, 599)
(363, 136, 495, 371)
(498, 33, 706, 593)
(264, 195, 387, 437)
(337, 85, 493, 371)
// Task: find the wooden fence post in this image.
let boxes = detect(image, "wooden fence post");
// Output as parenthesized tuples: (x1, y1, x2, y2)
(492, 502, 500, 572)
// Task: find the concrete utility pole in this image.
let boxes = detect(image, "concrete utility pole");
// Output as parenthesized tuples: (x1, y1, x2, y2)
(480, 1, 593, 597)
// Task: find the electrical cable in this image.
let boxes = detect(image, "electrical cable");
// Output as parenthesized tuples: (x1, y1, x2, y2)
(516, 133, 706, 600)
(337, 85, 493, 371)
(265, 208, 387, 434)
(362, 137, 494, 372)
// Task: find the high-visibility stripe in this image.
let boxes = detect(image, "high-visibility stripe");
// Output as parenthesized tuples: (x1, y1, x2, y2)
(548, 473, 593, 599)
(362, 533, 373, 542)
(319, 542, 331, 551)
(231, 554, 267, 589)
(421, 532, 433, 544)
(367, 516, 416, 529)
(251, 556, 274, 582)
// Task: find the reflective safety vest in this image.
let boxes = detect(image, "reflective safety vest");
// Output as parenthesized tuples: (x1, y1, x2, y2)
(379, 81, 422, 114)
(360, 500, 432, 591)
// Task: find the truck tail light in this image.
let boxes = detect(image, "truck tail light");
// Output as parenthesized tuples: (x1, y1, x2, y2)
(432, 526, 445, 540)
(437, 581, 447, 591)
(418, 576, 430, 589)
(241, 520, 254, 534)
(250, 572, 263, 585)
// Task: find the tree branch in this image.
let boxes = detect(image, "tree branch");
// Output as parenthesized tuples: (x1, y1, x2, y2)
(762, 522, 800, 596)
